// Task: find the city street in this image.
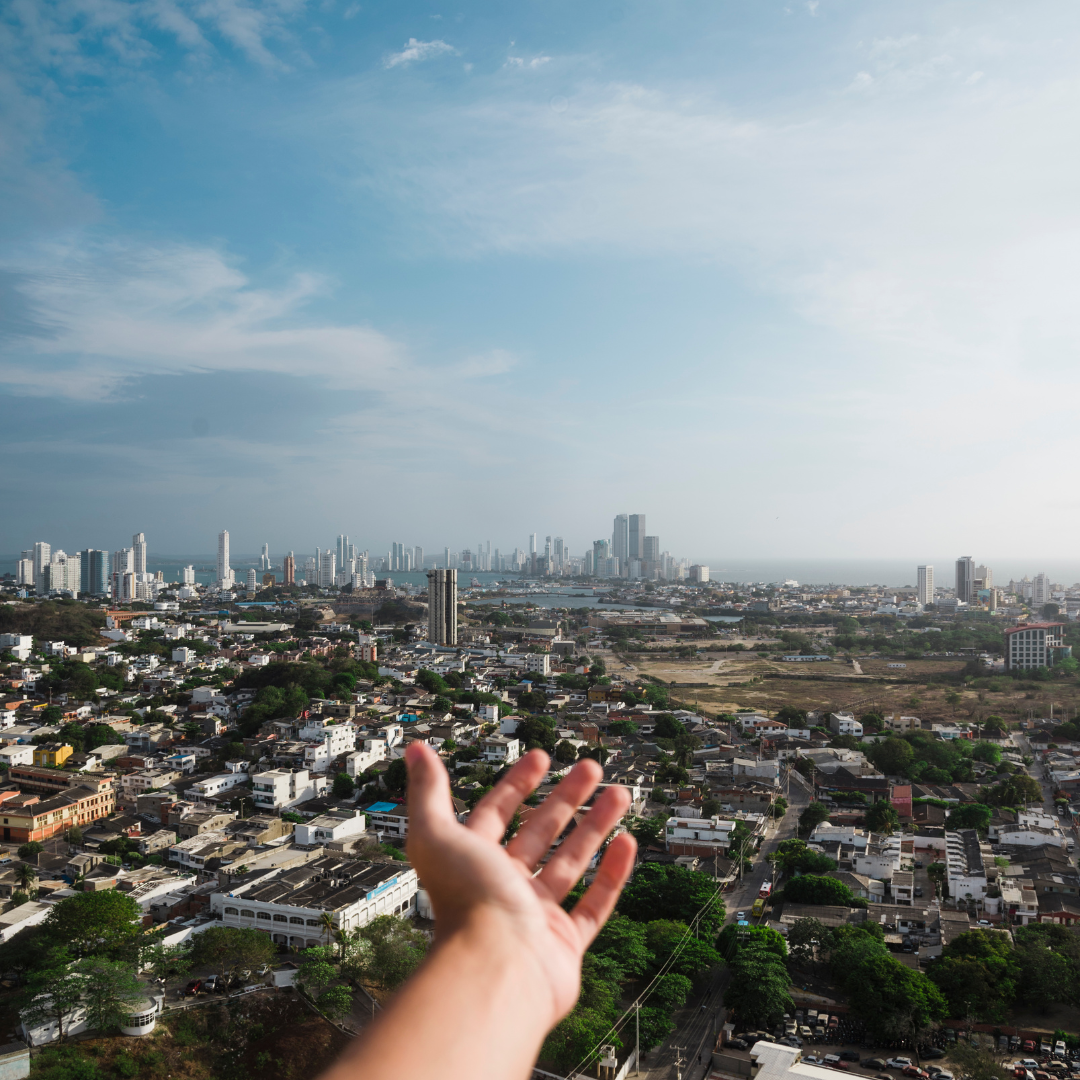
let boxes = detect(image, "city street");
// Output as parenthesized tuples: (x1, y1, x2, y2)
(632, 770, 811, 1080)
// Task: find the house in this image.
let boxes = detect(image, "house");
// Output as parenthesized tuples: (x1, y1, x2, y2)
(190, 771, 250, 800)
(32, 743, 73, 768)
(251, 768, 325, 811)
(480, 736, 521, 765)
(294, 809, 367, 847)
(665, 810, 765, 858)
(828, 713, 863, 737)
(226, 815, 294, 846)
(883, 715, 920, 734)
(364, 801, 409, 840)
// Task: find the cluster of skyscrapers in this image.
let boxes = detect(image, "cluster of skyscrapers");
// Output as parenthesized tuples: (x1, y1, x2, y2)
(16, 534, 152, 599)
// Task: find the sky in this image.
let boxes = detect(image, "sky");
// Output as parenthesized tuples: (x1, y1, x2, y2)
(3, 0, 1080, 563)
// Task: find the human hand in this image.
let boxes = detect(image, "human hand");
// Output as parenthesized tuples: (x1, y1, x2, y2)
(405, 742, 637, 1029)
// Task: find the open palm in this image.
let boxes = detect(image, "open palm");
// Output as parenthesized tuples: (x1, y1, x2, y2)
(405, 742, 636, 1025)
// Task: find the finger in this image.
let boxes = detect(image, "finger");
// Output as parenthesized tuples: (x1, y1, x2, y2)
(506, 757, 605, 869)
(465, 749, 550, 843)
(536, 783, 632, 900)
(403, 742, 457, 843)
(568, 832, 637, 947)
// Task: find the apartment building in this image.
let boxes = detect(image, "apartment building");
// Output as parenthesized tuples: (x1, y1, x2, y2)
(665, 810, 765, 858)
(294, 809, 367, 847)
(0, 784, 116, 844)
(252, 768, 325, 811)
(1005, 623, 1071, 671)
(828, 713, 863, 737)
(945, 828, 989, 901)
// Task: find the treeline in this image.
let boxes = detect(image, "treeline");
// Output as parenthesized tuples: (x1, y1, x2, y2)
(0, 600, 107, 649)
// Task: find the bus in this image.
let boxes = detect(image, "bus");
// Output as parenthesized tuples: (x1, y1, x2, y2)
(751, 897, 766, 918)
(758, 881, 772, 899)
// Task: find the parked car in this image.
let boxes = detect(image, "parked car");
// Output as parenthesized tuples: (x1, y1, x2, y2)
(804, 1056, 823, 1065)
(864, 1060, 889, 1070)
(914, 861, 923, 868)
(800, 1026, 813, 1039)
(903, 1066, 929, 1078)
(921, 1048, 946, 1059)
(183, 979, 203, 996)
(840, 1052, 860, 1062)
(1056, 1043, 1068, 1059)
(830, 1063, 850, 1071)
(914, 887, 924, 897)
(1023, 1043, 1037, 1053)
(203, 975, 218, 993)
(737, 912, 747, 920)
(1021, 1059, 1040, 1069)
(978, 919, 992, 927)
(887, 1059, 914, 1070)
(1042, 1045, 1054, 1057)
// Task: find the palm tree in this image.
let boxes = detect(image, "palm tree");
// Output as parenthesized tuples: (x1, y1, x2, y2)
(319, 911, 335, 949)
(13, 862, 36, 891)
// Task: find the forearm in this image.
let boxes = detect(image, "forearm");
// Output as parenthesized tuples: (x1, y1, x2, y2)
(320, 917, 556, 1080)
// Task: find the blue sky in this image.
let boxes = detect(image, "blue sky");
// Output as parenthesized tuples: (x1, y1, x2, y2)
(3, 0, 1080, 562)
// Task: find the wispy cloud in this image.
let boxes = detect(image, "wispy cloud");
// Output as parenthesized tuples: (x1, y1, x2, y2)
(383, 38, 457, 69)
(504, 54, 551, 70)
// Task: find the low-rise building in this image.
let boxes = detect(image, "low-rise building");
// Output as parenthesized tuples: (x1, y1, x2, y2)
(665, 811, 765, 858)
(479, 736, 521, 765)
(32, 743, 73, 768)
(364, 801, 409, 840)
(945, 828, 989, 901)
(294, 809, 367, 847)
(211, 855, 418, 948)
(252, 768, 325, 811)
(190, 771, 250, 800)
(828, 713, 863, 737)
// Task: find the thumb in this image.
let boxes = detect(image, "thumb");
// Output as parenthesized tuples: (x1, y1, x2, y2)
(405, 741, 456, 837)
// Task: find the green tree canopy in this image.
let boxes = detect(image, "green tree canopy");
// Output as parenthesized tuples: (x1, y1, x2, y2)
(945, 803, 993, 833)
(771, 838, 837, 876)
(798, 801, 831, 834)
(782, 874, 858, 907)
(618, 863, 725, 935)
(42, 890, 141, 957)
(864, 802, 900, 835)
(722, 940, 793, 1028)
(867, 736, 915, 777)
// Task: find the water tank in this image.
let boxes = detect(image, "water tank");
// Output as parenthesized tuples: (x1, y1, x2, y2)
(120, 998, 158, 1038)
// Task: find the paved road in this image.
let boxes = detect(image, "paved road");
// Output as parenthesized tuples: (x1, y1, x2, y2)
(634, 773, 810, 1080)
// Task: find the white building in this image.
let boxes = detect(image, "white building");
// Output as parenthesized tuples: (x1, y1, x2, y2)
(0, 745, 35, 768)
(1005, 623, 1070, 672)
(480, 736, 521, 765)
(525, 654, 551, 676)
(0, 634, 34, 661)
(172, 647, 194, 663)
(945, 828, 988, 901)
(731, 758, 781, 782)
(212, 856, 418, 949)
(298, 719, 357, 774)
(217, 529, 233, 587)
(808, 823, 870, 849)
(665, 811, 765, 857)
(252, 768, 325, 810)
(916, 565, 934, 607)
(828, 712, 863, 737)
(346, 743, 387, 778)
(294, 809, 367, 846)
(191, 771, 250, 800)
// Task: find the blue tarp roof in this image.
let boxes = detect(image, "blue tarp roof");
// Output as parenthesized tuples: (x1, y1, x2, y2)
(365, 802, 399, 814)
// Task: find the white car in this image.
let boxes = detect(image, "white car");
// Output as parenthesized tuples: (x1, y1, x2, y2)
(887, 1060, 913, 1070)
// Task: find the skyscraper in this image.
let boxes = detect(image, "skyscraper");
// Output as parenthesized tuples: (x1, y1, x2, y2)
(132, 533, 147, 576)
(218, 530, 232, 586)
(414, 546, 424, 571)
(182, 565, 196, 585)
(337, 535, 350, 569)
(80, 549, 109, 596)
(955, 556, 975, 603)
(975, 564, 993, 590)
(643, 535, 660, 562)
(427, 569, 458, 645)
(33, 542, 51, 596)
(260, 543, 271, 571)
(916, 565, 934, 607)
(593, 539, 610, 577)
(628, 514, 646, 560)
(443, 547, 450, 570)
(319, 550, 336, 587)
(1033, 573, 1051, 607)
(612, 515, 629, 565)
(284, 552, 295, 586)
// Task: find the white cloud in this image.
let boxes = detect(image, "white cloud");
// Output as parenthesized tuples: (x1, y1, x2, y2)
(504, 54, 551, 70)
(383, 38, 457, 68)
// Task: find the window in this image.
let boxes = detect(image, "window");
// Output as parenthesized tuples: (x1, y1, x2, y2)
(272, 913, 287, 923)
(289, 916, 304, 925)
(306, 918, 320, 927)
(257, 912, 271, 921)
(224, 906, 238, 915)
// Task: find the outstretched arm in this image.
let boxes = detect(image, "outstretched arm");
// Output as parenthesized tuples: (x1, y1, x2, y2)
(319, 741, 636, 1080)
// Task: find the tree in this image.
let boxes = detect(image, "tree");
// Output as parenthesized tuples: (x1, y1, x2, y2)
(782, 874, 857, 907)
(13, 862, 36, 891)
(645, 920, 723, 980)
(608, 720, 637, 737)
(775, 705, 808, 726)
(651, 972, 693, 1011)
(553, 739, 578, 764)
(771, 838, 837, 876)
(190, 926, 276, 984)
(949, 1045, 1011, 1080)
(867, 737, 915, 777)
(78, 959, 146, 1035)
(332, 772, 355, 798)
(510, 715, 557, 752)
(383, 758, 408, 793)
(42, 890, 141, 957)
(347, 915, 429, 991)
(717, 923, 787, 962)
(589, 915, 652, 978)
(317, 984, 354, 1022)
(625, 815, 667, 848)
(139, 942, 191, 984)
(981, 715, 1009, 737)
(786, 917, 829, 969)
(723, 941, 793, 1027)
(20, 956, 85, 1044)
(618, 864, 725, 935)
(17, 841, 43, 861)
(296, 947, 338, 1000)
(945, 803, 992, 833)
(864, 802, 900, 835)
(653, 715, 685, 740)
(65, 825, 83, 845)
(770, 795, 789, 819)
(982, 773, 1043, 807)
(798, 801, 830, 834)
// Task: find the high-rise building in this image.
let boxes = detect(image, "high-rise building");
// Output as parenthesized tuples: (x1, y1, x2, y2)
(1033, 573, 1051, 607)
(916, 565, 934, 607)
(414, 546, 424, 571)
(33, 542, 51, 596)
(427, 569, 458, 645)
(592, 540, 610, 577)
(218, 530, 232, 586)
(443, 547, 450, 570)
(182, 565, 196, 585)
(628, 514, 646, 560)
(80, 549, 109, 596)
(643, 535, 660, 563)
(260, 544, 271, 571)
(16, 557, 34, 587)
(319, 550, 336, 587)
(247, 569, 257, 592)
(974, 564, 993, 592)
(612, 515, 629, 565)
(132, 533, 147, 576)
(529, 533, 537, 555)
(284, 552, 295, 586)
(955, 556, 975, 603)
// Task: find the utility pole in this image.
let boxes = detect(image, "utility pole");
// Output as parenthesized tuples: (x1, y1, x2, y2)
(674, 1045, 685, 1080)
(635, 1000, 641, 1076)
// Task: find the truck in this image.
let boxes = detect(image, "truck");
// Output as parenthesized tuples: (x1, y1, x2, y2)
(751, 898, 766, 918)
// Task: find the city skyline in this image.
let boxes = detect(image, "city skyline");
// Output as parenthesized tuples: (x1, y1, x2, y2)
(5, 4, 1080, 554)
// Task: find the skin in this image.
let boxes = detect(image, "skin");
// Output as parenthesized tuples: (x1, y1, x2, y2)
(318, 741, 637, 1080)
